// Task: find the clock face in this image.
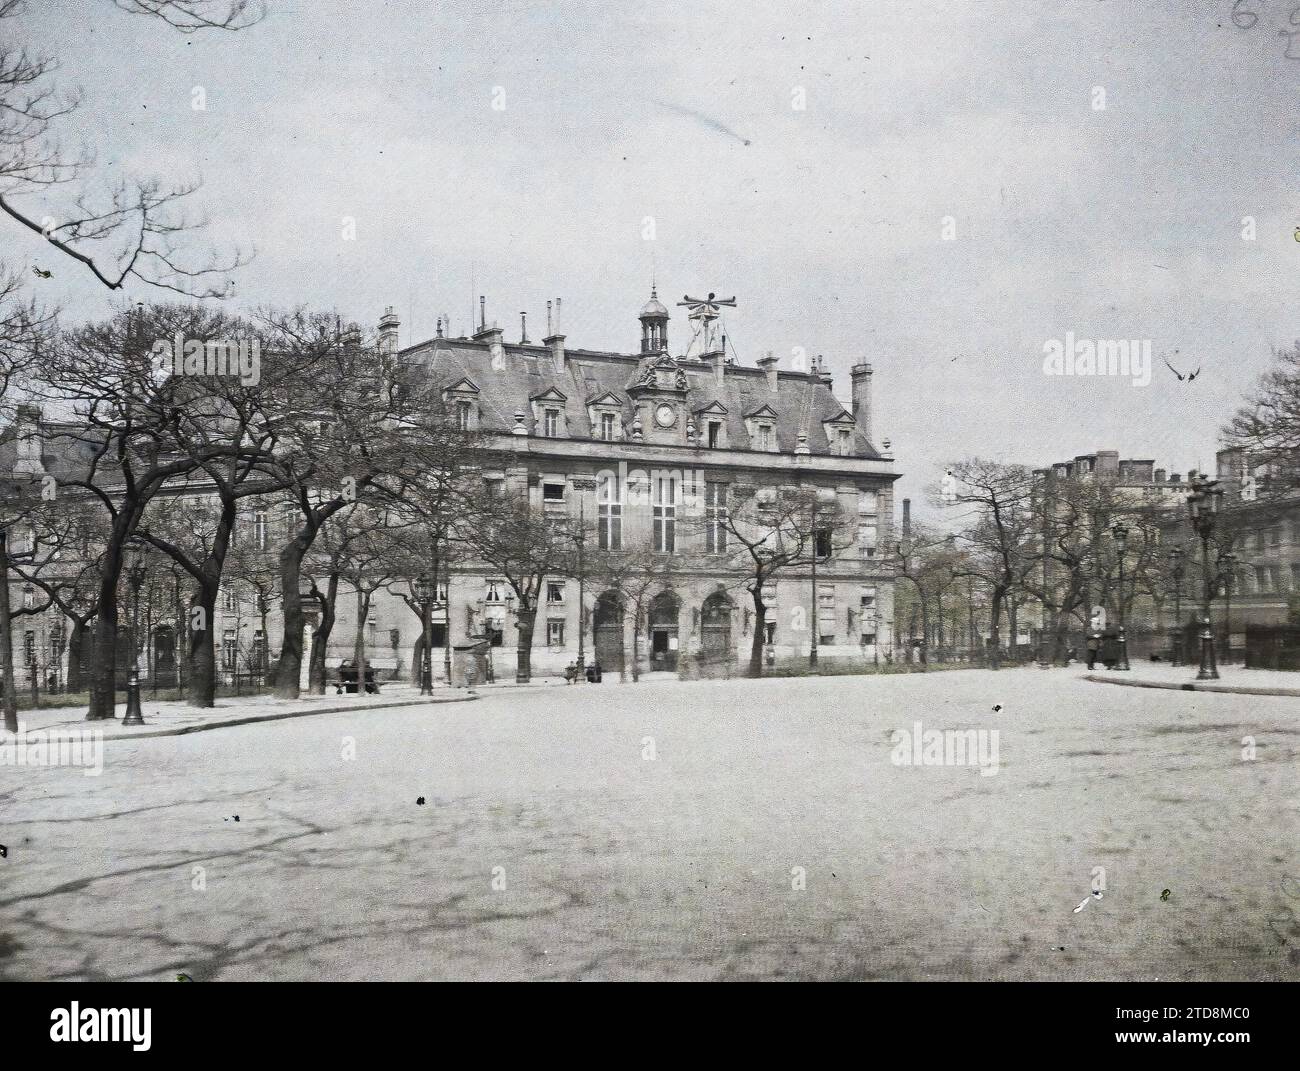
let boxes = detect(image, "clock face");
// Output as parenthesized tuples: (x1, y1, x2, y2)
(654, 404, 676, 428)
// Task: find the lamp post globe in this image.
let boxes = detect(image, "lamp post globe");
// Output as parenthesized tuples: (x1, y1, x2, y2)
(122, 544, 149, 726)
(1110, 522, 1130, 671)
(1185, 476, 1221, 680)
(411, 574, 433, 696)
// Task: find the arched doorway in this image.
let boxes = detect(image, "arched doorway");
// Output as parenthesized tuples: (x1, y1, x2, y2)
(701, 590, 734, 665)
(593, 590, 625, 674)
(648, 590, 680, 671)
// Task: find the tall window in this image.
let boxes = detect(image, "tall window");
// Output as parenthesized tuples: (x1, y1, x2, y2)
(859, 522, 877, 559)
(707, 420, 721, 448)
(544, 409, 559, 437)
(814, 528, 833, 559)
(547, 581, 565, 604)
(223, 588, 238, 611)
(456, 400, 472, 430)
(600, 412, 615, 441)
(222, 628, 238, 670)
(598, 472, 622, 551)
(547, 620, 565, 647)
(757, 425, 772, 451)
(254, 509, 269, 550)
(837, 428, 852, 456)
(653, 476, 676, 553)
(253, 629, 267, 672)
(705, 481, 728, 553)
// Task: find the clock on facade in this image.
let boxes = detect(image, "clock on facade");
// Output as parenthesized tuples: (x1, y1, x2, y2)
(654, 403, 676, 428)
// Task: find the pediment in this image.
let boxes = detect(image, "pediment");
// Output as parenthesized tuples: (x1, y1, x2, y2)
(529, 386, 569, 403)
(586, 390, 624, 408)
(443, 377, 480, 395)
(693, 400, 729, 416)
(744, 403, 779, 419)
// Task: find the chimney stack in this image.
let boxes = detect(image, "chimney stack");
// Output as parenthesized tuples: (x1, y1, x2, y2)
(710, 348, 725, 385)
(757, 351, 779, 392)
(479, 296, 486, 332)
(850, 363, 873, 441)
(378, 306, 400, 356)
(543, 296, 565, 374)
(520, 312, 529, 345)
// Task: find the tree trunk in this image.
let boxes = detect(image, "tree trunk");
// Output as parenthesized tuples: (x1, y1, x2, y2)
(353, 585, 370, 692)
(66, 619, 89, 694)
(631, 604, 641, 682)
(0, 530, 18, 734)
(186, 586, 219, 708)
(88, 539, 128, 719)
(1008, 598, 1020, 664)
(748, 589, 767, 678)
(515, 605, 535, 683)
(273, 538, 308, 699)
(310, 578, 338, 695)
(988, 588, 1004, 670)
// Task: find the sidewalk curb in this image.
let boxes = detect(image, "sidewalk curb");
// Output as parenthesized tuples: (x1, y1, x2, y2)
(41, 692, 478, 742)
(1083, 673, 1300, 698)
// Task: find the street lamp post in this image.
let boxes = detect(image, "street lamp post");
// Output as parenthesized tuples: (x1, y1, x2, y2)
(1186, 475, 1222, 681)
(411, 574, 433, 695)
(1110, 522, 1130, 671)
(1218, 551, 1238, 665)
(122, 544, 148, 726)
(809, 496, 820, 672)
(1168, 547, 1185, 666)
(572, 502, 587, 681)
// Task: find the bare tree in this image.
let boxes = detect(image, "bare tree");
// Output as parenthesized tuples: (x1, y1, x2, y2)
(683, 483, 854, 678)
(942, 458, 1037, 669)
(0, 0, 255, 297)
(452, 480, 579, 684)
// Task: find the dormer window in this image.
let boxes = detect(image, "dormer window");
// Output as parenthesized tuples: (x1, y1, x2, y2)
(530, 386, 569, 437)
(585, 394, 624, 442)
(822, 409, 856, 456)
(707, 421, 721, 448)
(743, 404, 779, 452)
(442, 377, 481, 431)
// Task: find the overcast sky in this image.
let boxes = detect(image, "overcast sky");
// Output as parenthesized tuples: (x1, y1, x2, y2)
(10, 0, 1300, 515)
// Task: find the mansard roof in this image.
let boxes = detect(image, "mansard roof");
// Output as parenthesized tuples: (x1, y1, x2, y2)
(402, 338, 884, 458)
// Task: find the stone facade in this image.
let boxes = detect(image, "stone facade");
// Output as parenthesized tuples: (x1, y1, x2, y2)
(1, 291, 902, 685)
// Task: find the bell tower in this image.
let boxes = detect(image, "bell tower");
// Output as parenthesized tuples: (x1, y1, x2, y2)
(638, 286, 670, 353)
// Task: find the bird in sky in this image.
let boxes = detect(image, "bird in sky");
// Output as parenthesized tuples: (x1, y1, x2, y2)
(1162, 352, 1200, 382)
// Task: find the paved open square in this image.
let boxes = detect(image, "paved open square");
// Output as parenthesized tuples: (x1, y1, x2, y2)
(1, 669, 1296, 981)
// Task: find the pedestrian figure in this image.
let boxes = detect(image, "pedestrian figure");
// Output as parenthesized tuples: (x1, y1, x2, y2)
(1085, 633, 1100, 671)
(564, 662, 578, 684)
